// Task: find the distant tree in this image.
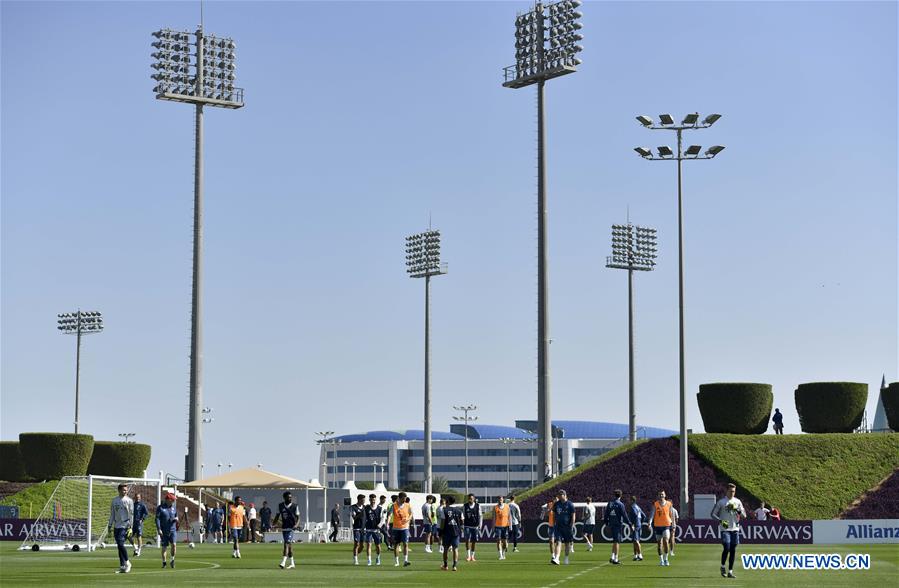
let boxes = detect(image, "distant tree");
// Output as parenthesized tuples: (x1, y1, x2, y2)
(355, 481, 374, 490)
(401, 481, 422, 493)
(431, 476, 451, 495)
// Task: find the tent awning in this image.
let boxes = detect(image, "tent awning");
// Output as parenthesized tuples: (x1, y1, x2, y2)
(178, 467, 323, 489)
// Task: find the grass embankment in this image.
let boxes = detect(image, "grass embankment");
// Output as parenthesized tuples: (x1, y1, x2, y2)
(0, 481, 59, 518)
(688, 433, 899, 519)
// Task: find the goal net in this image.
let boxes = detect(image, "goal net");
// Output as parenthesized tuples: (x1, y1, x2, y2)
(19, 475, 162, 552)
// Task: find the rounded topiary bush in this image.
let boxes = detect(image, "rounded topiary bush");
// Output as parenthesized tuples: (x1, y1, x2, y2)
(794, 382, 868, 433)
(87, 442, 152, 477)
(883, 382, 899, 432)
(0, 441, 27, 482)
(697, 383, 773, 434)
(19, 433, 94, 480)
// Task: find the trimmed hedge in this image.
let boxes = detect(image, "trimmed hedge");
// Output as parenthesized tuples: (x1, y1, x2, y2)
(697, 383, 772, 434)
(883, 382, 899, 432)
(795, 382, 867, 433)
(19, 433, 94, 479)
(0, 442, 27, 482)
(87, 442, 152, 477)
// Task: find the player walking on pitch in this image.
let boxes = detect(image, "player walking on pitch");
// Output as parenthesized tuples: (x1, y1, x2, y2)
(439, 495, 463, 571)
(551, 489, 576, 565)
(131, 492, 148, 556)
(649, 490, 673, 567)
(391, 491, 413, 567)
(229, 497, 246, 558)
(627, 495, 646, 561)
(508, 495, 522, 553)
(493, 496, 511, 559)
(156, 492, 179, 568)
(273, 491, 301, 569)
(462, 493, 481, 562)
(582, 496, 596, 552)
(351, 494, 366, 565)
(711, 483, 746, 578)
(603, 490, 627, 564)
(363, 493, 383, 566)
(108, 483, 134, 574)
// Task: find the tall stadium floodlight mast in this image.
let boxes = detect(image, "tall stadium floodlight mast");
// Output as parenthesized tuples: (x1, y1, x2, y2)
(634, 112, 724, 516)
(502, 0, 583, 480)
(406, 229, 448, 494)
(57, 310, 104, 434)
(452, 405, 478, 496)
(605, 223, 658, 442)
(151, 26, 244, 482)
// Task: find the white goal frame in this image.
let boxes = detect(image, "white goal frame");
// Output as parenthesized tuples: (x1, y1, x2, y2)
(19, 474, 163, 552)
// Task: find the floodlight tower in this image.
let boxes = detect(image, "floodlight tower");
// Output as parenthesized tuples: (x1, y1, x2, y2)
(57, 310, 104, 434)
(634, 112, 724, 516)
(151, 26, 244, 482)
(502, 0, 583, 480)
(606, 223, 658, 442)
(406, 229, 447, 494)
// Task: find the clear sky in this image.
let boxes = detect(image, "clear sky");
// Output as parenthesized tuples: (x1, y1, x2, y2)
(2, 1, 896, 482)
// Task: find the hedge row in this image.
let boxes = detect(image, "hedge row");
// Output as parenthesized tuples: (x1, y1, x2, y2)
(795, 382, 867, 433)
(87, 442, 152, 477)
(11, 434, 152, 480)
(697, 383, 772, 434)
(18, 433, 95, 480)
(883, 382, 899, 432)
(0, 442, 27, 482)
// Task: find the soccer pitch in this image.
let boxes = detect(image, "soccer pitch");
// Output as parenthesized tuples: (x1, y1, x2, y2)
(0, 542, 896, 586)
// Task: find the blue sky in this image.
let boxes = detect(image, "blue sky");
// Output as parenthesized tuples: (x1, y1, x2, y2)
(2, 1, 896, 482)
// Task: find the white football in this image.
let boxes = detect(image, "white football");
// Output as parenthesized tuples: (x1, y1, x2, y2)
(64, 543, 72, 550)
(99, 542, 106, 549)
(188, 542, 195, 549)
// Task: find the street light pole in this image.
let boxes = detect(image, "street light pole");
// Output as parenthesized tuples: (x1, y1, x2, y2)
(57, 311, 103, 434)
(151, 26, 244, 482)
(634, 112, 725, 516)
(503, 0, 583, 481)
(452, 405, 478, 496)
(606, 223, 658, 442)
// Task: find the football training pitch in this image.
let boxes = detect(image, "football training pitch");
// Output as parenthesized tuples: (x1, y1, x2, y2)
(0, 542, 895, 586)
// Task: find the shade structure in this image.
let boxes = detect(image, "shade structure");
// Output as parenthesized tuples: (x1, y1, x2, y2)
(178, 467, 323, 489)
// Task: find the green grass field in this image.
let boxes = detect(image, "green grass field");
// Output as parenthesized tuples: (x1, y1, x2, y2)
(0, 541, 895, 586)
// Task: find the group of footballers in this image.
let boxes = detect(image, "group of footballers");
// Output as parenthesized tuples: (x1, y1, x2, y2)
(108, 481, 748, 577)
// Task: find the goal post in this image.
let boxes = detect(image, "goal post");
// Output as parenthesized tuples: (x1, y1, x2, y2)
(19, 474, 163, 552)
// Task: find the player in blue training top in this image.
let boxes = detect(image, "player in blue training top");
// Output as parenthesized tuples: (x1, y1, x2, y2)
(363, 493, 383, 566)
(627, 495, 646, 561)
(551, 489, 576, 566)
(462, 494, 481, 562)
(351, 494, 366, 565)
(156, 492, 179, 569)
(273, 491, 301, 570)
(130, 492, 149, 557)
(603, 489, 628, 565)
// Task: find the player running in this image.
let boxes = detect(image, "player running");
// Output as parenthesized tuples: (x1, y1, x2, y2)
(649, 490, 672, 567)
(493, 496, 511, 559)
(439, 496, 463, 571)
(462, 494, 481, 562)
(582, 496, 596, 552)
(130, 493, 148, 557)
(391, 491, 413, 567)
(627, 495, 646, 561)
(711, 483, 746, 579)
(108, 483, 134, 574)
(156, 492, 179, 568)
(351, 494, 366, 565)
(603, 490, 627, 565)
(229, 497, 246, 558)
(508, 495, 521, 553)
(551, 489, 575, 565)
(273, 491, 301, 569)
(363, 493, 383, 566)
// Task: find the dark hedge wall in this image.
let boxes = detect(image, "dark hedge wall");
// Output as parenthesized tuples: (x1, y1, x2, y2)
(18, 433, 94, 480)
(88, 442, 152, 477)
(697, 383, 773, 434)
(794, 382, 867, 433)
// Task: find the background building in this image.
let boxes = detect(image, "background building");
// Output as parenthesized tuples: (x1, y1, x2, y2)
(319, 420, 676, 502)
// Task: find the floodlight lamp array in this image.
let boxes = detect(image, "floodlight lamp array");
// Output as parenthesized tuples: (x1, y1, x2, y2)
(57, 311, 104, 333)
(151, 28, 241, 105)
(511, 0, 583, 82)
(405, 230, 443, 277)
(607, 224, 657, 270)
